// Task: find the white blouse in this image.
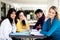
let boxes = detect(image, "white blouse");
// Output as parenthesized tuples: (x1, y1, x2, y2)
(0, 18, 16, 40)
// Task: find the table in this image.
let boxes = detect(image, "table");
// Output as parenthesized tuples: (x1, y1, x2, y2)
(9, 29, 46, 40)
(9, 34, 46, 40)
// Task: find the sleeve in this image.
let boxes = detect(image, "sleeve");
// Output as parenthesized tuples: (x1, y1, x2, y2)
(41, 21, 48, 31)
(33, 19, 41, 29)
(16, 21, 23, 32)
(16, 22, 20, 31)
(24, 20, 30, 30)
(0, 20, 10, 39)
(26, 23, 30, 30)
(41, 21, 60, 36)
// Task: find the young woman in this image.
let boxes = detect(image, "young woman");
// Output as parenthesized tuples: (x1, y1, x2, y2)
(16, 10, 30, 32)
(33, 9, 45, 30)
(0, 8, 16, 40)
(41, 6, 60, 40)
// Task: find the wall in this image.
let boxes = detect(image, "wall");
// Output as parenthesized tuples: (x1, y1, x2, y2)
(0, 2, 1, 19)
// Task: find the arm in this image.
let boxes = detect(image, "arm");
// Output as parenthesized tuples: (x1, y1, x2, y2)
(1, 20, 11, 39)
(26, 23, 30, 30)
(16, 22, 21, 32)
(33, 19, 41, 29)
(41, 21, 48, 31)
(41, 22, 60, 36)
(41, 17, 50, 31)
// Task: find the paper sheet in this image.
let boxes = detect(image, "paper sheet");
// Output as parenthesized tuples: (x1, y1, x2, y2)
(30, 29, 44, 36)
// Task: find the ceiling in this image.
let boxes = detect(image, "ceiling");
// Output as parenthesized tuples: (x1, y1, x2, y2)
(1, 0, 51, 4)
(0, 0, 51, 10)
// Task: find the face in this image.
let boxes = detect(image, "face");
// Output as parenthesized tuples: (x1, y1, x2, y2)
(48, 9, 56, 19)
(10, 11, 16, 19)
(19, 12, 25, 20)
(36, 12, 43, 18)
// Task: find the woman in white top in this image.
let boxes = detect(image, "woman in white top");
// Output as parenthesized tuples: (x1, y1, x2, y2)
(0, 8, 16, 40)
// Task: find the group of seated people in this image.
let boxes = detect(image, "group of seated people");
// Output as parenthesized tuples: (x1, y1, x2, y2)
(0, 6, 60, 40)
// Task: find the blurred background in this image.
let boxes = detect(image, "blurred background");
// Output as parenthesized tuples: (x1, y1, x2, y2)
(0, 0, 60, 25)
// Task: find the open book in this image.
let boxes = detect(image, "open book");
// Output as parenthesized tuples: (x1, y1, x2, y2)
(30, 29, 44, 36)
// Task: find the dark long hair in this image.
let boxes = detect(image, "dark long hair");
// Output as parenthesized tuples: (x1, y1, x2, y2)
(7, 8, 16, 25)
(33, 9, 45, 29)
(16, 10, 26, 26)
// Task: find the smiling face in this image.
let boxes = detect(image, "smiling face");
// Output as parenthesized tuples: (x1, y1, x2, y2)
(19, 12, 25, 20)
(10, 11, 16, 19)
(48, 8, 57, 19)
(36, 12, 43, 19)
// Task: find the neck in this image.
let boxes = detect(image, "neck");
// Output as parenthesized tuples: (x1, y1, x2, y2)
(13, 19, 15, 23)
(51, 17, 54, 21)
(50, 17, 54, 23)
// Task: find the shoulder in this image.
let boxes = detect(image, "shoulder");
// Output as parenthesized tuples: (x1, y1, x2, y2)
(16, 19, 21, 25)
(17, 19, 21, 22)
(1, 18, 9, 24)
(54, 18, 60, 26)
(1, 18, 11, 27)
(54, 18, 60, 23)
(44, 18, 50, 23)
(3, 18, 9, 22)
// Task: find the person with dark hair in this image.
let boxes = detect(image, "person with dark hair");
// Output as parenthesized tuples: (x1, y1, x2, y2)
(33, 9, 45, 30)
(0, 8, 16, 40)
(16, 10, 30, 32)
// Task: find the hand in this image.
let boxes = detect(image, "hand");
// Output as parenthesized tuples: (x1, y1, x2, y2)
(36, 24, 41, 31)
(22, 16, 26, 20)
(37, 25, 41, 28)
